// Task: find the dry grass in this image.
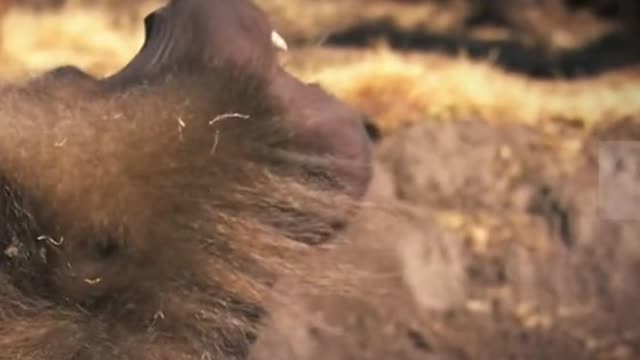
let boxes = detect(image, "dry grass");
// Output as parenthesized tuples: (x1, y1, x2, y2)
(0, 1, 639, 131)
(287, 47, 640, 130)
(257, 0, 616, 51)
(255, 0, 468, 44)
(0, 1, 159, 77)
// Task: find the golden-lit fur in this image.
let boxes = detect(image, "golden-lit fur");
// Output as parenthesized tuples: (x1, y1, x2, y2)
(0, 61, 363, 359)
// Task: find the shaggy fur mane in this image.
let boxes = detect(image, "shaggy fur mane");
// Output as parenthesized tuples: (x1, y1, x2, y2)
(0, 61, 361, 360)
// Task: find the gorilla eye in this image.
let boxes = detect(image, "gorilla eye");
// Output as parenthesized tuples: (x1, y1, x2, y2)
(95, 237, 120, 260)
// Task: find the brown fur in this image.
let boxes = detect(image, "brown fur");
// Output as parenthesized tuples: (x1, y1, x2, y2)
(0, 60, 364, 359)
(99, 0, 373, 200)
(0, 1, 372, 357)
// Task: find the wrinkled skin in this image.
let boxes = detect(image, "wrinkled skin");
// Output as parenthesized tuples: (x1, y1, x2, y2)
(41, 0, 373, 199)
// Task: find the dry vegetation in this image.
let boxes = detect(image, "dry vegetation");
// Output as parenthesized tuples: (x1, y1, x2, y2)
(287, 47, 640, 129)
(0, 0, 157, 76)
(0, 0, 639, 131)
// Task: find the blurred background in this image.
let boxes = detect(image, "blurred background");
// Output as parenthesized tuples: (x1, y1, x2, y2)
(0, 0, 639, 130)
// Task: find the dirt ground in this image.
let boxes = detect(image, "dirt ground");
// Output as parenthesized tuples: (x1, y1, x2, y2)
(252, 117, 640, 359)
(1, 1, 640, 359)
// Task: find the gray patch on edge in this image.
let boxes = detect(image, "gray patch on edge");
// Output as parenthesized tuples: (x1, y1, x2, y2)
(598, 141, 640, 221)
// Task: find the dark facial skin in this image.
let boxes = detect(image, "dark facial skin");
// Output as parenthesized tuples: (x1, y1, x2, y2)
(104, 0, 280, 84)
(101, 0, 373, 198)
(36, 0, 373, 198)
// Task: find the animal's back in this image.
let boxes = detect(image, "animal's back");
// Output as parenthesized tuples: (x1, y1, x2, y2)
(0, 63, 361, 360)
